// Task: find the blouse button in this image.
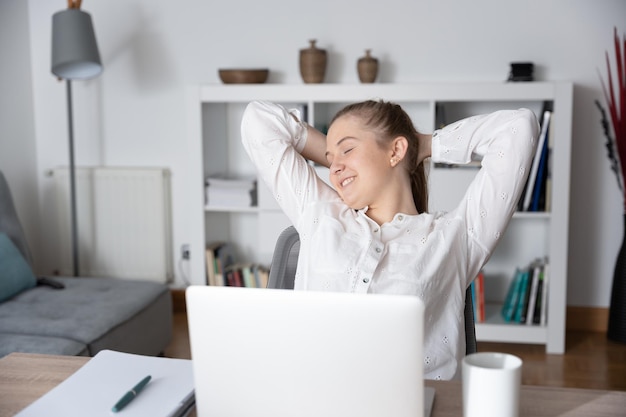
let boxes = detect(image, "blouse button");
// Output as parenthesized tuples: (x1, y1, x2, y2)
(363, 277, 370, 283)
(373, 228, 379, 233)
(397, 215, 404, 221)
(375, 247, 382, 253)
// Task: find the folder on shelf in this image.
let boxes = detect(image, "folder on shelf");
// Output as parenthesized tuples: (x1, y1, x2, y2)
(16, 350, 194, 417)
(522, 109, 551, 211)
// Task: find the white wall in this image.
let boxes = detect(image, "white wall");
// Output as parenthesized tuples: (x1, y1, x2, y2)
(0, 0, 39, 261)
(15, 0, 626, 306)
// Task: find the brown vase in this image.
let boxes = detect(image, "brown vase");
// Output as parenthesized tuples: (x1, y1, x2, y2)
(357, 49, 378, 83)
(299, 40, 327, 84)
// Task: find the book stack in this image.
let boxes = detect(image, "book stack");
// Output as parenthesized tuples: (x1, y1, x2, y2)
(500, 258, 550, 325)
(205, 175, 257, 208)
(518, 103, 554, 212)
(205, 241, 268, 288)
(223, 263, 269, 288)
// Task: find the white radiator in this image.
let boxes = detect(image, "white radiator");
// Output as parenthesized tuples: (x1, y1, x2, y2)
(52, 167, 173, 283)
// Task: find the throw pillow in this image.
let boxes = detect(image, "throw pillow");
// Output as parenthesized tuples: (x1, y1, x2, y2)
(0, 232, 36, 302)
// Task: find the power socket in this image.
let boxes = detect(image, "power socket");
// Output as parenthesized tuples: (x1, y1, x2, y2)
(181, 244, 190, 260)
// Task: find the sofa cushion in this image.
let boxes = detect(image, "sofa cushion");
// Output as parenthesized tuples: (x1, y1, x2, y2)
(0, 277, 169, 345)
(0, 233, 36, 302)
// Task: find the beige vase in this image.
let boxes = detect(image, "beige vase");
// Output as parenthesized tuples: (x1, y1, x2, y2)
(357, 49, 379, 83)
(299, 40, 327, 84)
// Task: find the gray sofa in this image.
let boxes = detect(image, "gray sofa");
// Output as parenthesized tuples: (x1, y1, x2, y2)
(0, 171, 172, 358)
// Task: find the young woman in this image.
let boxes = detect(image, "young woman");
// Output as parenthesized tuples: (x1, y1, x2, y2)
(241, 100, 538, 380)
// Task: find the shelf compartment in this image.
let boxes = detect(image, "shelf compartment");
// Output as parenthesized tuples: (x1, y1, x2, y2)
(475, 304, 548, 344)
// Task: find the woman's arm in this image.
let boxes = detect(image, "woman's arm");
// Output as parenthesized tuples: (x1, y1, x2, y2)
(300, 125, 330, 168)
(285, 110, 330, 168)
(241, 101, 337, 225)
(433, 109, 539, 286)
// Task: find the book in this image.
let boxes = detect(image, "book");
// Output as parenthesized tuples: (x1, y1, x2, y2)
(478, 272, 485, 322)
(16, 350, 194, 417)
(540, 261, 550, 326)
(254, 264, 269, 288)
(214, 243, 236, 286)
(544, 120, 556, 212)
(224, 268, 238, 286)
(232, 267, 243, 287)
(205, 241, 225, 286)
(532, 270, 544, 325)
(473, 272, 485, 322)
(525, 261, 542, 325)
(530, 131, 550, 211)
(501, 268, 523, 322)
(469, 281, 476, 321)
(522, 109, 552, 211)
(513, 268, 531, 323)
(241, 264, 256, 288)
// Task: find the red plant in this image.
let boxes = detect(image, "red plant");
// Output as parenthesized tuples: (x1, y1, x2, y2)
(598, 27, 626, 210)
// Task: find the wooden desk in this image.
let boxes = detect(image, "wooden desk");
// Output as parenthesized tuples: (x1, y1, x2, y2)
(1, 352, 625, 417)
(0, 353, 89, 417)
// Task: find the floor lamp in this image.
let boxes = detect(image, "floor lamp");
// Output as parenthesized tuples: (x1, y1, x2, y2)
(51, 4, 102, 276)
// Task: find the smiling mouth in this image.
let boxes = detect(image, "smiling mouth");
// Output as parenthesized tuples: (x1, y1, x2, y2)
(341, 177, 355, 188)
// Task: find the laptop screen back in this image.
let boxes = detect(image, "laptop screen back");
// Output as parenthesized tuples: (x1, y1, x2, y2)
(186, 286, 425, 417)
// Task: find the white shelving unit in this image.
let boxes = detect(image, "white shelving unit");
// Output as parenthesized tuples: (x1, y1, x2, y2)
(186, 82, 573, 353)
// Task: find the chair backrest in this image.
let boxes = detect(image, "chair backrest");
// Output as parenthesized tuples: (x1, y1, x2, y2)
(0, 171, 33, 266)
(268, 226, 477, 355)
(463, 284, 477, 354)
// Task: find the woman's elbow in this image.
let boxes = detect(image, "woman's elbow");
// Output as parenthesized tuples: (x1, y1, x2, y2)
(518, 108, 540, 139)
(241, 101, 267, 145)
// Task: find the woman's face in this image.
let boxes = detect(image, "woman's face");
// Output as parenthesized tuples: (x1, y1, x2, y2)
(325, 114, 395, 209)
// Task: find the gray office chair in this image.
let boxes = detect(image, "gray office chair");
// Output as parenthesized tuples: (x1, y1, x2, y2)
(267, 225, 478, 355)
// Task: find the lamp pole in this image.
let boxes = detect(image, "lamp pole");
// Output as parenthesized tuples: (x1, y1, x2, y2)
(65, 79, 79, 276)
(51, 5, 102, 277)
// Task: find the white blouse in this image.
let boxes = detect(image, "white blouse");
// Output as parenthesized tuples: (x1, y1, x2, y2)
(241, 101, 538, 380)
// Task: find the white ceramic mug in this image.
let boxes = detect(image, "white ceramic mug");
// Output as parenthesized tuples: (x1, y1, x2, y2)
(462, 352, 522, 417)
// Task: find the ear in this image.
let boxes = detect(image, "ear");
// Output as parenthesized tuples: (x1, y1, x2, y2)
(390, 136, 409, 163)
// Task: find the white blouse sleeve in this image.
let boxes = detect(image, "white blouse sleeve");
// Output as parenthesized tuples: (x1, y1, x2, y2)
(431, 108, 540, 285)
(241, 101, 337, 226)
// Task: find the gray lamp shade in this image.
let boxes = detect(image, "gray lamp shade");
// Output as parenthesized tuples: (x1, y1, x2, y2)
(51, 9, 102, 80)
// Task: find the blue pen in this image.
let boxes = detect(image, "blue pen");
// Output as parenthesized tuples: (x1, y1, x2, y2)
(112, 375, 152, 413)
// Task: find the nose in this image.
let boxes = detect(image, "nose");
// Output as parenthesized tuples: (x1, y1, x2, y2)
(330, 159, 343, 175)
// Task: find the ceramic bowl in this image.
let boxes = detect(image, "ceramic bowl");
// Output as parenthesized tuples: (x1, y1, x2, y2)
(218, 69, 269, 84)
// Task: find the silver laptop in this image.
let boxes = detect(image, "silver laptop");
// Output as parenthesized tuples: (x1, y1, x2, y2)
(186, 286, 434, 417)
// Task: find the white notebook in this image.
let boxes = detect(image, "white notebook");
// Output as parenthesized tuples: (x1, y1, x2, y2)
(16, 350, 194, 417)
